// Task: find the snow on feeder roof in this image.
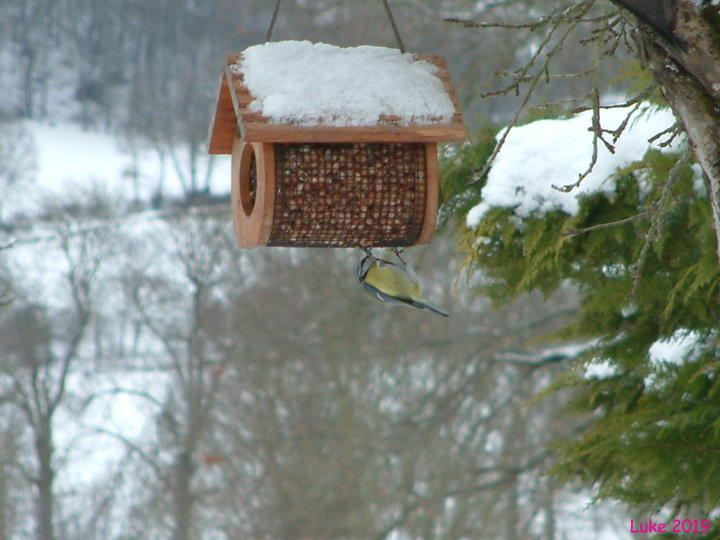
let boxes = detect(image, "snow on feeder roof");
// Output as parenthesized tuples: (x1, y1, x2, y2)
(207, 41, 466, 248)
(238, 41, 456, 127)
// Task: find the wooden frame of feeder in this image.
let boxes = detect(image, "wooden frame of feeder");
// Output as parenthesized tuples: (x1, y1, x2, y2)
(208, 52, 466, 248)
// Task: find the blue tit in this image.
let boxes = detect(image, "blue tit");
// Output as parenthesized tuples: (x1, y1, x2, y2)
(357, 253, 449, 317)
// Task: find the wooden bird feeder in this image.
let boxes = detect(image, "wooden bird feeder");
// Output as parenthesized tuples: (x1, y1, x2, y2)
(208, 43, 466, 248)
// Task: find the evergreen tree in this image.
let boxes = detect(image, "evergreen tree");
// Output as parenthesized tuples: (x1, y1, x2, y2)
(447, 110, 720, 536)
(444, 1, 720, 536)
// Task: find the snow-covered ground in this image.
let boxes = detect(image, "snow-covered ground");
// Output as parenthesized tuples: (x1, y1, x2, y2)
(4, 120, 231, 224)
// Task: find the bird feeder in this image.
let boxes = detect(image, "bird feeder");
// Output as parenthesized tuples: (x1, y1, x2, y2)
(207, 42, 466, 248)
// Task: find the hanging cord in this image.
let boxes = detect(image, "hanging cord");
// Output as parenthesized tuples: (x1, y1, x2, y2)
(265, 0, 282, 42)
(264, 0, 406, 52)
(382, 0, 406, 53)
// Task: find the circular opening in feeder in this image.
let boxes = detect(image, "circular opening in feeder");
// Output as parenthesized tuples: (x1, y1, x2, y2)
(239, 144, 257, 216)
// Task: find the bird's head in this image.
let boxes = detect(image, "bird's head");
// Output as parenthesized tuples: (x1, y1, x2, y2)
(357, 255, 374, 282)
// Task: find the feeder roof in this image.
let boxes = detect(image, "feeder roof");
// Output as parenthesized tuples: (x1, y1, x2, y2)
(209, 41, 466, 152)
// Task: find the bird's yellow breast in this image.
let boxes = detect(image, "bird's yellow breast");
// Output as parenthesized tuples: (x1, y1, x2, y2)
(365, 262, 423, 301)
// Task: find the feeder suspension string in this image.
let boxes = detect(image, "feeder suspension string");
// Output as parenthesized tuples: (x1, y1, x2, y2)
(382, 0, 406, 53)
(264, 0, 406, 53)
(266, 0, 282, 42)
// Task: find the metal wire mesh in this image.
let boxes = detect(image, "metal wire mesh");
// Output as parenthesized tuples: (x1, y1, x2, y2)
(267, 143, 427, 247)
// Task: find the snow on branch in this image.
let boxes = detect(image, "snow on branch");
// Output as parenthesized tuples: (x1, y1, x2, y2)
(466, 104, 678, 226)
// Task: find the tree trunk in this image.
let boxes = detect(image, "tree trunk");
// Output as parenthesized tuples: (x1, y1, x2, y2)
(502, 407, 524, 540)
(611, 0, 720, 269)
(543, 480, 556, 540)
(36, 419, 55, 540)
(21, 46, 36, 118)
(172, 451, 194, 540)
(642, 40, 720, 269)
(0, 450, 9, 540)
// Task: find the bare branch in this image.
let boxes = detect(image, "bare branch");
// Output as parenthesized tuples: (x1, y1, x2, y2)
(0, 455, 37, 484)
(444, 16, 545, 30)
(469, 0, 597, 186)
(78, 387, 168, 416)
(552, 96, 649, 193)
(647, 122, 682, 147)
(88, 426, 167, 484)
(562, 212, 649, 237)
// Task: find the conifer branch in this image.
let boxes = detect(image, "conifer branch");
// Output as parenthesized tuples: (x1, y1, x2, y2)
(629, 149, 693, 299)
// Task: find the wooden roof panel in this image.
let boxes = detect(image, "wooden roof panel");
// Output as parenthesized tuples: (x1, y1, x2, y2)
(208, 51, 466, 153)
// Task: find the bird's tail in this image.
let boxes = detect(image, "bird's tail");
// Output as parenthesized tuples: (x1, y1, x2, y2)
(418, 301, 449, 317)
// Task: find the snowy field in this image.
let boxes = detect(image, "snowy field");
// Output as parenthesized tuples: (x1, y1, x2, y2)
(7, 121, 231, 219)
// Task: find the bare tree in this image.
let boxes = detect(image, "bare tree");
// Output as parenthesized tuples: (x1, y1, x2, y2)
(116, 212, 239, 540)
(0, 121, 36, 226)
(0, 413, 26, 540)
(0, 196, 114, 540)
(197, 242, 598, 540)
(0, 253, 13, 309)
(0, 0, 60, 117)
